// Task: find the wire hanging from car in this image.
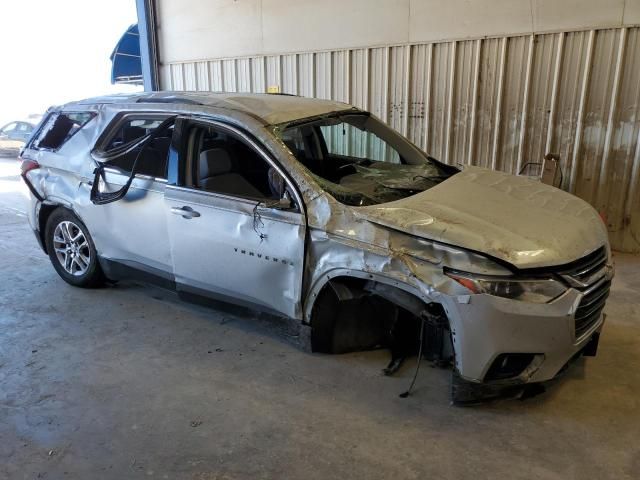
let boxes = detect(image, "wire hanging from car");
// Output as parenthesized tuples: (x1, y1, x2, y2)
(252, 201, 267, 242)
(399, 313, 426, 399)
(89, 116, 176, 205)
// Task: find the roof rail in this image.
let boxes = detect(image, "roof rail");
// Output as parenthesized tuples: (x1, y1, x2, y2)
(135, 96, 204, 105)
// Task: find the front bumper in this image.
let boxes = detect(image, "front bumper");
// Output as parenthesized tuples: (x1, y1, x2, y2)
(441, 285, 606, 384)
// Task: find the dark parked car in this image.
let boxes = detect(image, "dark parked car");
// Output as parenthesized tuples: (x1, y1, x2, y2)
(0, 121, 35, 156)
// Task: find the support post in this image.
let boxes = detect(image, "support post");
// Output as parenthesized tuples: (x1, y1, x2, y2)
(136, 0, 159, 91)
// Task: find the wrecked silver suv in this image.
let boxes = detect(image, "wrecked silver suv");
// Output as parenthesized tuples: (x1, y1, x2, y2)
(20, 92, 613, 404)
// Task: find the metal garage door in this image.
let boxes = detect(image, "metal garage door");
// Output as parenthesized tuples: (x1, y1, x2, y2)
(162, 27, 640, 253)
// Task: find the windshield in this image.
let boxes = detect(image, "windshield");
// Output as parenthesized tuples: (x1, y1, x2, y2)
(274, 112, 458, 206)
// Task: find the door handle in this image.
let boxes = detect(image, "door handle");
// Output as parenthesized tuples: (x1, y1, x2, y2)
(171, 206, 201, 219)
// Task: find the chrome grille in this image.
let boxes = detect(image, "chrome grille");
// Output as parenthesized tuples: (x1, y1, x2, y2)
(575, 278, 611, 338)
(556, 247, 607, 286)
(549, 247, 610, 339)
(521, 246, 611, 339)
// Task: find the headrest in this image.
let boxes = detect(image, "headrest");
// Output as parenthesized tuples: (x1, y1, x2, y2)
(199, 148, 232, 179)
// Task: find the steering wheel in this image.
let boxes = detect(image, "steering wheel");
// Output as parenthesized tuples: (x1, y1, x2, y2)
(337, 159, 371, 173)
(337, 163, 357, 171)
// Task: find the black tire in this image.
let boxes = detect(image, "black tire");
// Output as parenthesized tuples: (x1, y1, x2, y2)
(44, 208, 105, 288)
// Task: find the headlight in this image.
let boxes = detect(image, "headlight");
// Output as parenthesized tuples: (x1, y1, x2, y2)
(445, 270, 567, 304)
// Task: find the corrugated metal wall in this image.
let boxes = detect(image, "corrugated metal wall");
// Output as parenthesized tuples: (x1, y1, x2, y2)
(163, 27, 640, 253)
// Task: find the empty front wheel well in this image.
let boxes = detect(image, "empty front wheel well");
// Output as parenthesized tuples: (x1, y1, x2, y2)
(309, 276, 452, 363)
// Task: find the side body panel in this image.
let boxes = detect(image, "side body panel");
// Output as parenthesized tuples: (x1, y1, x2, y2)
(165, 186, 306, 318)
(76, 171, 172, 273)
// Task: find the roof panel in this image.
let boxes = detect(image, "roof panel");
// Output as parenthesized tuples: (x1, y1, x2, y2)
(64, 92, 353, 125)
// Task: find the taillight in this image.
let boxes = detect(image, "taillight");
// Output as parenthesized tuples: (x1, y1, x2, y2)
(19, 158, 45, 201)
(20, 159, 44, 202)
(20, 159, 40, 176)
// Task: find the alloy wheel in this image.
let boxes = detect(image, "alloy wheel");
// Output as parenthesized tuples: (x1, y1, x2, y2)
(52, 221, 91, 276)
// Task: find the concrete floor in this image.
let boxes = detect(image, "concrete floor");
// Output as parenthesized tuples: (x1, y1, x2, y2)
(1, 157, 639, 479)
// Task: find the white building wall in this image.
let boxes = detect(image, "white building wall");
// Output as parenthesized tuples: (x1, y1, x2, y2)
(156, 0, 640, 62)
(155, 1, 640, 252)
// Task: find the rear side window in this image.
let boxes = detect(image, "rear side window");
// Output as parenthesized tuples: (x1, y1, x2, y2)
(101, 115, 174, 179)
(31, 112, 94, 151)
(104, 117, 168, 150)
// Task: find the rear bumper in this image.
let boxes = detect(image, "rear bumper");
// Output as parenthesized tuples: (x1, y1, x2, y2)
(441, 286, 607, 384)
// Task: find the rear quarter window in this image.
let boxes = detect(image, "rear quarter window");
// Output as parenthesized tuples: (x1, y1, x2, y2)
(30, 112, 95, 151)
(103, 117, 168, 150)
(96, 114, 174, 179)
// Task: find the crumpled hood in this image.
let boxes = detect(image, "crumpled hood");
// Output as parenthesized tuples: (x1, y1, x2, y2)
(353, 166, 608, 269)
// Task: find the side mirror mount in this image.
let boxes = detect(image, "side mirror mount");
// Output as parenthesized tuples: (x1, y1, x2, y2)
(275, 196, 293, 210)
(260, 191, 294, 211)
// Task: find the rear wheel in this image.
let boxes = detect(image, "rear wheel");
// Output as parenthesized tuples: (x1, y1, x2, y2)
(45, 209, 104, 288)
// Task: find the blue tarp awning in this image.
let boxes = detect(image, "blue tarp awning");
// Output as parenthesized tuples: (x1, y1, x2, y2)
(110, 24, 143, 85)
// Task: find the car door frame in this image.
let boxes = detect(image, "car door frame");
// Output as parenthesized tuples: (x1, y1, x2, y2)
(78, 111, 176, 277)
(165, 115, 309, 319)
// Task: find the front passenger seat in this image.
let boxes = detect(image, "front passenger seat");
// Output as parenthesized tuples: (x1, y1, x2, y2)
(199, 148, 263, 199)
